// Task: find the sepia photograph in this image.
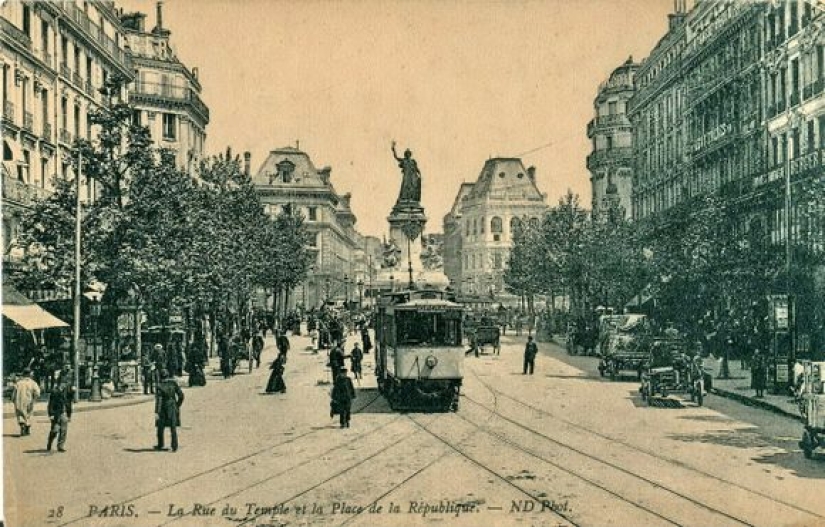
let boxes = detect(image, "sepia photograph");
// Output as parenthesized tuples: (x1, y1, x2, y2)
(2, 0, 825, 525)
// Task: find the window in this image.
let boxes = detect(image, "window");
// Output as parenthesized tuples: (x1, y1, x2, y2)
(494, 253, 502, 269)
(808, 120, 815, 153)
(131, 109, 141, 126)
(308, 207, 317, 221)
(308, 233, 318, 247)
(491, 216, 503, 234)
(396, 311, 461, 347)
(162, 113, 177, 140)
(606, 135, 614, 150)
(41, 20, 49, 58)
(608, 101, 617, 115)
(276, 160, 295, 182)
(19, 150, 30, 182)
(86, 56, 93, 83)
(61, 36, 68, 67)
(74, 105, 80, 138)
(22, 5, 31, 37)
(498, 172, 505, 178)
(480, 216, 485, 233)
(510, 217, 521, 233)
(40, 158, 47, 188)
(61, 97, 68, 130)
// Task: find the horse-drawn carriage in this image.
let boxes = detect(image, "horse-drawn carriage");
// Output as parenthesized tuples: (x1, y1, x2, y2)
(464, 315, 500, 355)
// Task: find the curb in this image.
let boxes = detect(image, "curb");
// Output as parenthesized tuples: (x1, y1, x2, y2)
(4, 394, 154, 420)
(710, 386, 803, 423)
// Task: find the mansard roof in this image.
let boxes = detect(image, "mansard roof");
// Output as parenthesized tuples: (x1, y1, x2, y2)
(467, 158, 544, 203)
(252, 147, 338, 195)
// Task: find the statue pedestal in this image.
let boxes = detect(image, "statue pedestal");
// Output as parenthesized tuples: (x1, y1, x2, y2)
(375, 201, 448, 291)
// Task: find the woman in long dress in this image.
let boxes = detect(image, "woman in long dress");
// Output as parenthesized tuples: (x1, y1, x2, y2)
(265, 355, 286, 394)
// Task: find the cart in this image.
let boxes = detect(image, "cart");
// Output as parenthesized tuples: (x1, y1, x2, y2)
(798, 361, 825, 459)
(598, 314, 648, 380)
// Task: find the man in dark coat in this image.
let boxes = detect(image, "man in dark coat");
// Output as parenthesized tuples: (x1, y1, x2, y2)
(328, 344, 346, 380)
(361, 327, 372, 355)
(155, 369, 184, 452)
(331, 368, 356, 428)
(47, 373, 74, 452)
(252, 333, 264, 369)
(523, 336, 538, 375)
(751, 348, 767, 398)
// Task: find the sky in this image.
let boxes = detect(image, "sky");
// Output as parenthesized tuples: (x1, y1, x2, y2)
(118, 0, 674, 237)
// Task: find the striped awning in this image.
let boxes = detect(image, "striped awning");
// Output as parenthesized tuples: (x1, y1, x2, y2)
(2, 284, 69, 330)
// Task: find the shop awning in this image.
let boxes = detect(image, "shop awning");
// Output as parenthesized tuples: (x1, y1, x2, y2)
(2, 285, 69, 330)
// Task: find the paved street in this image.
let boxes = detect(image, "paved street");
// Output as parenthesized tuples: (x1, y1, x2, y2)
(4, 333, 825, 527)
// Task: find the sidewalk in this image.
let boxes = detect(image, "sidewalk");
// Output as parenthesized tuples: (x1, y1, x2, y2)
(2, 349, 261, 420)
(707, 360, 803, 423)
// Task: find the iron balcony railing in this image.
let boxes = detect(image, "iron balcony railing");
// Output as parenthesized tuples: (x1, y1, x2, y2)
(2, 172, 52, 208)
(0, 18, 32, 51)
(59, 3, 132, 71)
(586, 147, 634, 170)
(587, 114, 631, 136)
(131, 81, 210, 122)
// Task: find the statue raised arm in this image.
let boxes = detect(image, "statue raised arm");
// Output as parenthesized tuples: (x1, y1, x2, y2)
(390, 141, 422, 203)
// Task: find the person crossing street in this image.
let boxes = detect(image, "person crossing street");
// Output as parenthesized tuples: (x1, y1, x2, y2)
(46, 372, 74, 452)
(154, 369, 184, 452)
(12, 368, 40, 437)
(523, 336, 538, 375)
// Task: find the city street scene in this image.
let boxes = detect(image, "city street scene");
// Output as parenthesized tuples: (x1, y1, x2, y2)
(2, 1, 825, 526)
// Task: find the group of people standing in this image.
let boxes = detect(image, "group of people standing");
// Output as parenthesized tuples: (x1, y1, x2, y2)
(11, 364, 75, 452)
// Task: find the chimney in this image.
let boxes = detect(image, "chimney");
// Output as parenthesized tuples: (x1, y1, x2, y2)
(527, 166, 536, 181)
(243, 152, 251, 176)
(152, 2, 170, 36)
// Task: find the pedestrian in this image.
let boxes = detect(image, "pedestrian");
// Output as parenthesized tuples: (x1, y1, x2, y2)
(252, 332, 264, 368)
(218, 334, 232, 379)
(154, 369, 184, 452)
(350, 342, 363, 383)
(276, 330, 290, 363)
(361, 326, 372, 355)
(12, 368, 41, 437)
(328, 343, 346, 380)
(310, 327, 320, 354)
(751, 348, 767, 398)
(265, 354, 287, 394)
(46, 372, 74, 452)
(330, 368, 356, 428)
(523, 335, 538, 375)
(141, 352, 155, 394)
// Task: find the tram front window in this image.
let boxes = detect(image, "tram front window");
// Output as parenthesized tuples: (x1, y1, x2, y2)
(396, 311, 461, 346)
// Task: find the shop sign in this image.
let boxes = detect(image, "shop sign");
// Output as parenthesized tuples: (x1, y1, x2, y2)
(769, 295, 789, 330)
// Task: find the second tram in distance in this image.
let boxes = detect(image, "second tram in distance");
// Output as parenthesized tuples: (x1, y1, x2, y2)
(374, 289, 465, 411)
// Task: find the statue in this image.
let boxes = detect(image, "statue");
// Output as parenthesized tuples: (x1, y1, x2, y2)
(391, 141, 422, 203)
(381, 239, 401, 269)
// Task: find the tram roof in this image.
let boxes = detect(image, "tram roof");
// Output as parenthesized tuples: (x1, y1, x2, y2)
(394, 298, 463, 310)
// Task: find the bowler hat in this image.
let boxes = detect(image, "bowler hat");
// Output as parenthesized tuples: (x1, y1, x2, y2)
(21, 367, 32, 376)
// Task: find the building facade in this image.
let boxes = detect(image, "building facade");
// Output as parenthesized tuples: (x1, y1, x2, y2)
(587, 57, 638, 221)
(252, 147, 366, 309)
(2, 0, 132, 263)
(442, 158, 548, 298)
(120, 3, 208, 177)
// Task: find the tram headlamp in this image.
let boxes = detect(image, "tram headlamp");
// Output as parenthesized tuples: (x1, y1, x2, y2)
(425, 355, 438, 368)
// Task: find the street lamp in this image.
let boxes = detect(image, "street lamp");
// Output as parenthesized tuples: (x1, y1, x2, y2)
(89, 299, 102, 402)
(357, 278, 364, 309)
(344, 274, 349, 306)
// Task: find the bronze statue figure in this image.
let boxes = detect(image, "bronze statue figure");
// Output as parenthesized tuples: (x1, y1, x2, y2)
(391, 141, 422, 203)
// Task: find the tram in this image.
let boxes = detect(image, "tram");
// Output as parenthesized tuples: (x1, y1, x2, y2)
(374, 289, 465, 411)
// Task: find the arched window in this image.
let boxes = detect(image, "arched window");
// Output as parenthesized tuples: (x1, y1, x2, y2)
(491, 216, 503, 234)
(480, 216, 485, 233)
(510, 217, 521, 233)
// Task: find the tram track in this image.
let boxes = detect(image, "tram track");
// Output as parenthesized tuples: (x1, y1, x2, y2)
(57, 393, 386, 527)
(473, 378, 825, 521)
(459, 369, 823, 527)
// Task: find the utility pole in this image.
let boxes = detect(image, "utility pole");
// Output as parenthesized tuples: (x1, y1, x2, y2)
(72, 151, 82, 402)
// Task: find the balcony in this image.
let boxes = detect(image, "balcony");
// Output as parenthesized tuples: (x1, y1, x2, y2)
(130, 81, 210, 123)
(0, 18, 32, 52)
(73, 72, 83, 87)
(43, 122, 52, 142)
(587, 114, 631, 137)
(586, 147, 634, 170)
(58, 3, 132, 72)
(2, 172, 52, 208)
(59, 129, 72, 145)
(3, 100, 14, 122)
(60, 63, 72, 79)
(23, 111, 33, 132)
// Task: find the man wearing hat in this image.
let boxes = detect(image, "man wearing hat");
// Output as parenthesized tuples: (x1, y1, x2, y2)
(12, 368, 41, 436)
(154, 369, 184, 452)
(331, 368, 356, 429)
(47, 373, 74, 452)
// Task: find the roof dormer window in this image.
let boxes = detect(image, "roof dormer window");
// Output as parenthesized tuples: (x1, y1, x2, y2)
(276, 159, 296, 183)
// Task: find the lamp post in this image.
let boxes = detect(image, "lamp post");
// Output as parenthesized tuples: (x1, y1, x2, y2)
(89, 300, 102, 402)
(357, 278, 364, 310)
(344, 274, 349, 306)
